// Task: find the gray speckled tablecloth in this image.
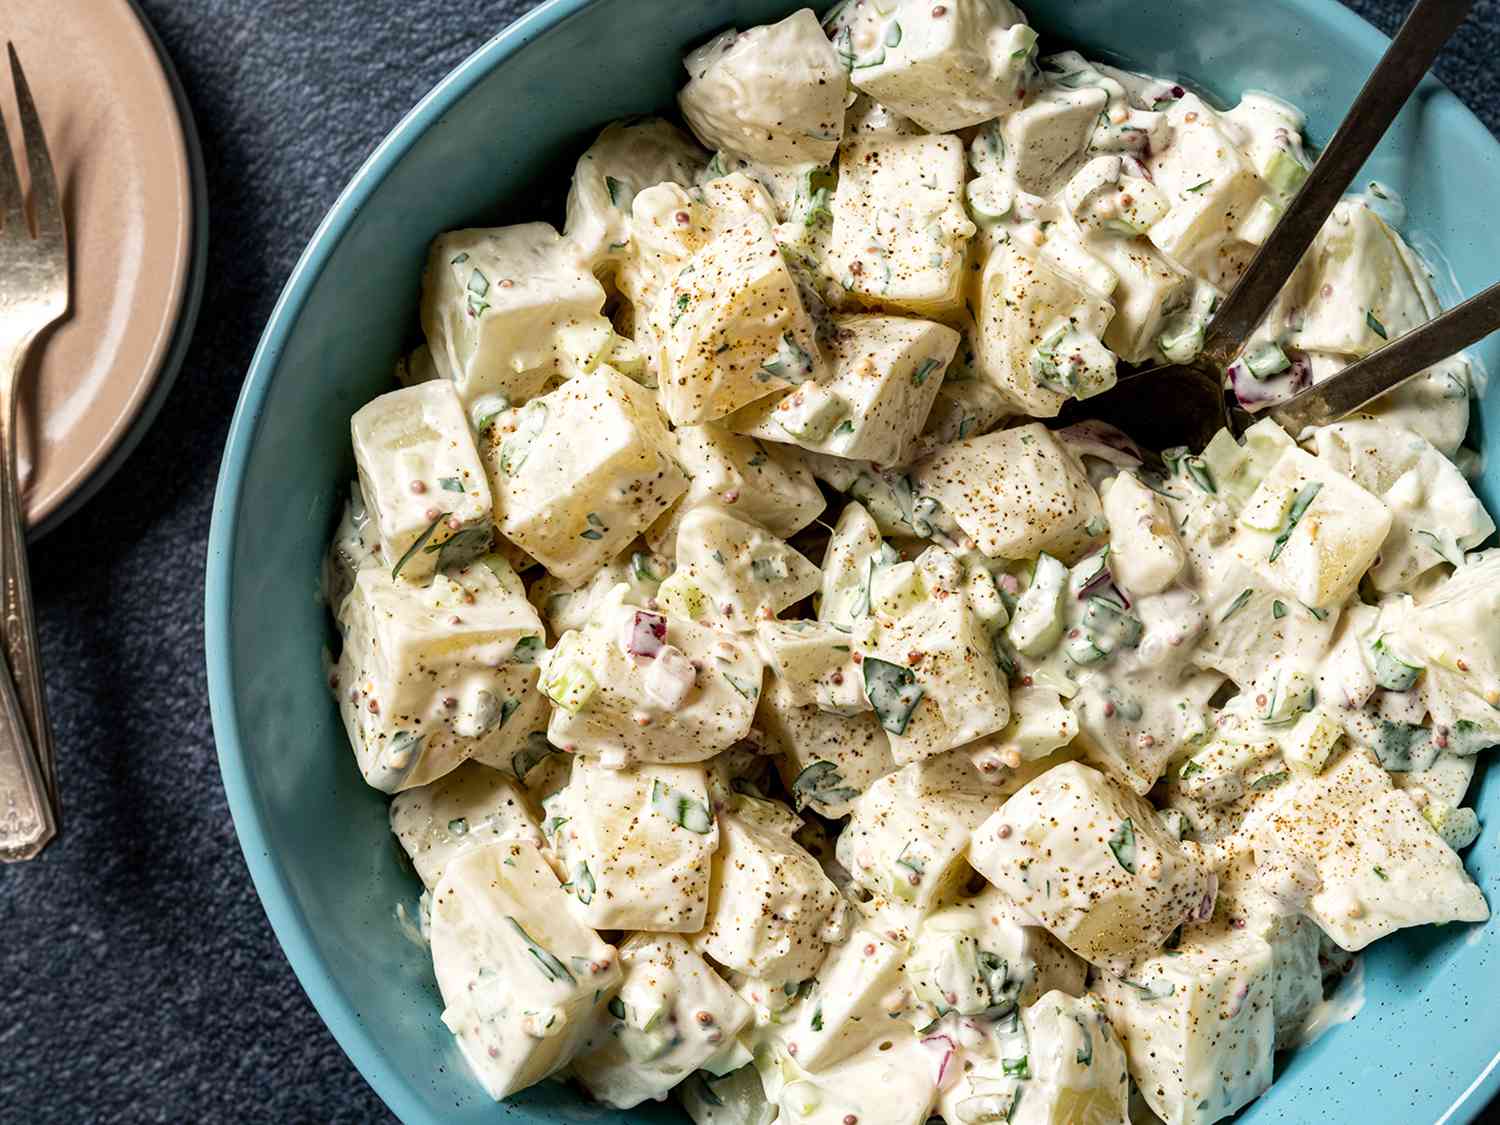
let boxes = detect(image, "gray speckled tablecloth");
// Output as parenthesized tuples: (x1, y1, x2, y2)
(0, 0, 1495, 1121)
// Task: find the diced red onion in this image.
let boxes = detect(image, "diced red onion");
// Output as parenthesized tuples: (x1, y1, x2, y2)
(1077, 552, 1130, 608)
(1193, 872, 1219, 922)
(624, 610, 667, 658)
(1057, 420, 1145, 468)
(921, 1034, 957, 1089)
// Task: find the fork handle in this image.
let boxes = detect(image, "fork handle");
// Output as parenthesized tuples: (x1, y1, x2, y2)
(0, 340, 52, 859)
(1270, 280, 1500, 432)
(0, 333, 56, 855)
(1201, 0, 1476, 368)
(0, 615, 52, 860)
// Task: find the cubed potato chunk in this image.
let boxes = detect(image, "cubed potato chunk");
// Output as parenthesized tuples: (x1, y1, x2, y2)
(647, 424, 825, 552)
(660, 202, 823, 426)
(1232, 446, 1390, 609)
(1214, 843, 1323, 1050)
(1095, 918, 1275, 1125)
(679, 1065, 777, 1125)
(1003, 84, 1108, 197)
(970, 762, 1216, 972)
(389, 760, 545, 890)
(422, 223, 611, 406)
(659, 507, 822, 633)
(1092, 238, 1190, 364)
(679, 10, 845, 166)
(542, 757, 718, 932)
(855, 547, 1012, 762)
(1190, 558, 1339, 690)
(826, 135, 975, 317)
(694, 808, 844, 983)
(1290, 201, 1440, 358)
(913, 424, 1102, 562)
(725, 313, 960, 467)
(762, 693, 896, 819)
(756, 1030, 938, 1125)
(540, 586, 763, 766)
(322, 481, 382, 620)
(777, 925, 909, 1071)
(336, 559, 548, 792)
(836, 0, 1035, 133)
(574, 933, 753, 1108)
(1311, 417, 1493, 594)
(1103, 472, 1187, 596)
(969, 242, 1117, 416)
(351, 381, 493, 586)
(482, 366, 689, 586)
(758, 619, 871, 716)
(939, 992, 1129, 1125)
(1145, 96, 1273, 288)
(817, 501, 890, 632)
(430, 842, 622, 1100)
(838, 765, 995, 917)
(1241, 748, 1489, 951)
(1392, 550, 1500, 738)
(564, 117, 706, 277)
(908, 885, 1087, 1020)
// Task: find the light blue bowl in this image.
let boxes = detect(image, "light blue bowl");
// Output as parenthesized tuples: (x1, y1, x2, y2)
(206, 1, 1500, 1121)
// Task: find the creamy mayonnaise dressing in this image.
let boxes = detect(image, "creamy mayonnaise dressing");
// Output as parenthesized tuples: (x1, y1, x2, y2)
(319, 2, 1493, 1121)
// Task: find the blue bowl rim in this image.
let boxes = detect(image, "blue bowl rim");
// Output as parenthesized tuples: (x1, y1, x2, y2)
(204, 1, 1500, 1121)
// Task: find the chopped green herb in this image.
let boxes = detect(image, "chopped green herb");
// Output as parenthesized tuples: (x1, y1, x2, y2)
(650, 778, 715, 833)
(506, 917, 575, 984)
(1272, 600, 1288, 620)
(718, 660, 760, 701)
(1366, 310, 1389, 340)
(811, 1005, 825, 1032)
(579, 512, 608, 542)
(1220, 587, 1254, 623)
(1184, 456, 1216, 494)
(512, 635, 544, 664)
(390, 512, 448, 580)
(1373, 865, 1389, 881)
(791, 760, 861, 810)
(1001, 1056, 1029, 1079)
(605, 175, 625, 207)
(447, 817, 468, 836)
(631, 552, 660, 583)
(608, 997, 626, 1020)
(438, 476, 465, 492)
(450, 252, 470, 265)
(863, 658, 924, 735)
(1186, 179, 1213, 194)
(671, 292, 691, 327)
(1107, 818, 1137, 874)
(574, 861, 596, 904)
(912, 357, 941, 386)
(499, 401, 548, 475)
(512, 732, 556, 782)
(1270, 481, 1323, 563)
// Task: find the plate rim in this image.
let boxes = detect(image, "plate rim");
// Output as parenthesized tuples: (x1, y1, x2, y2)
(203, 1, 1500, 1122)
(26, 0, 208, 538)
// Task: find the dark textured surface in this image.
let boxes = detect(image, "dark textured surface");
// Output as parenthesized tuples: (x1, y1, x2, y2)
(0, 0, 1495, 1122)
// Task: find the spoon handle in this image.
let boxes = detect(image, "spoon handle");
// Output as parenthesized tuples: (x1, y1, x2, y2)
(1269, 280, 1500, 433)
(1201, 0, 1474, 369)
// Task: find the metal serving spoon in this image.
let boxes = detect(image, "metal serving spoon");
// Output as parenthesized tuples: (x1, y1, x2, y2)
(1067, 0, 1483, 452)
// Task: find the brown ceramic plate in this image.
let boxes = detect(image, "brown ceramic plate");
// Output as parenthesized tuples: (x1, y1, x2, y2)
(2, 0, 205, 535)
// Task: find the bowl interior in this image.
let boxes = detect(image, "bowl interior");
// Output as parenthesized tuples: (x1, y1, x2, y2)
(207, 1, 1500, 1122)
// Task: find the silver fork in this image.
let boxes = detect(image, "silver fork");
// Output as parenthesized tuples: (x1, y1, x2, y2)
(0, 45, 63, 862)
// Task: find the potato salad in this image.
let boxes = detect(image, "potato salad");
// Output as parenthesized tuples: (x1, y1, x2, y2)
(321, 3, 1494, 1122)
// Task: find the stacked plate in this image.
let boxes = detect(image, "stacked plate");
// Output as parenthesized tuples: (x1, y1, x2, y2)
(5, 0, 205, 535)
